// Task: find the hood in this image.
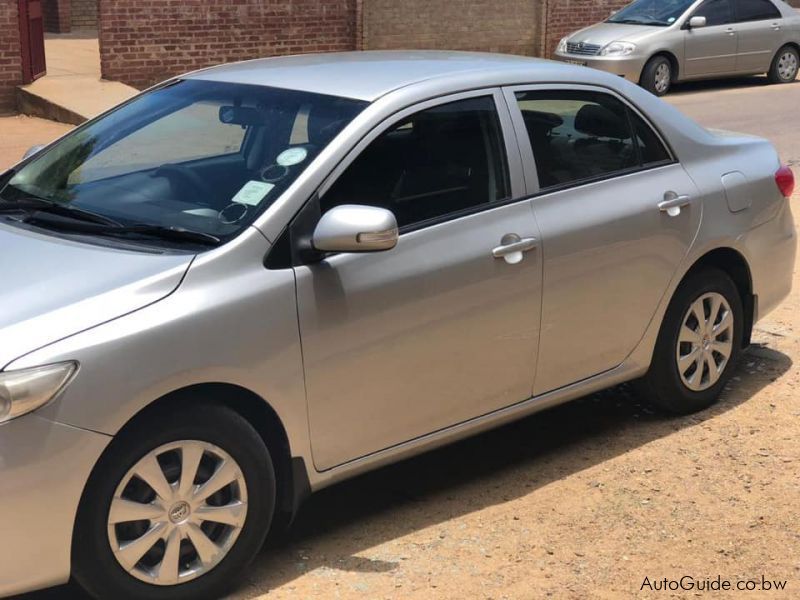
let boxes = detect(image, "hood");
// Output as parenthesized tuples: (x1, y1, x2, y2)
(567, 22, 669, 47)
(0, 222, 193, 368)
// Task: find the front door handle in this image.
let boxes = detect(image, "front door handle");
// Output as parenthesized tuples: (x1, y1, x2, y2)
(493, 234, 538, 264)
(659, 191, 691, 217)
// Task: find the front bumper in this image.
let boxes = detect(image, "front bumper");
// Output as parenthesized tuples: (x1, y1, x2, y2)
(552, 51, 647, 82)
(0, 413, 109, 597)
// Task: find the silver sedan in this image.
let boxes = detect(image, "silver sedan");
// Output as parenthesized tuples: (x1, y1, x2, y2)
(553, 0, 800, 95)
(0, 51, 795, 599)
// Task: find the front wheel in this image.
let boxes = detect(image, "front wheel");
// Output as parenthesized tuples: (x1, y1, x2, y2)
(639, 268, 744, 414)
(640, 56, 672, 96)
(73, 404, 275, 600)
(767, 45, 799, 84)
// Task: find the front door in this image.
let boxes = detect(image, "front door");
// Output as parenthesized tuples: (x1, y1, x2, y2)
(684, 0, 737, 76)
(506, 86, 701, 396)
(17, 0, 46, 84)
(295, 92, 542, 470)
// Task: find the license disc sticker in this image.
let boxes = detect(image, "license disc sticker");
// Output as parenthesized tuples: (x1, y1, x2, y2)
(231, 180, 275, 206)
(276, 147, 308, 167)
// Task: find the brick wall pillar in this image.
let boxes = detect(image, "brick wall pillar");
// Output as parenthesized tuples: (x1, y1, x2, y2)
(43, 0, 71, 33)
(1, 0, 23, 112)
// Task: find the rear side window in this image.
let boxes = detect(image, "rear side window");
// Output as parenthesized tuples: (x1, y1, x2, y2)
(735, 0, 781, 21)
(514, 90, 670, 190)
(692, 0, 735, 26)
(321, 96, 510, 229)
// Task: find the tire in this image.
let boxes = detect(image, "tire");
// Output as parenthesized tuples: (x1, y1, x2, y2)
(767, 45, 799, 84)
(640, 55, 672, 96)
(73, 403, 275, 600)
(639, 268, 744, 414)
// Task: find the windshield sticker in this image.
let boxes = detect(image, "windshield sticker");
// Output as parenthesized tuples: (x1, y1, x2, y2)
(668, 17, 676, 23)
(276, 147, 308, 167)
(231, 180, 275, 206)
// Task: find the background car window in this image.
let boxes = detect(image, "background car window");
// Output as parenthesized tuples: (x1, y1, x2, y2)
(74, 101, 246, 183)
(514, 90, 641, 189)
(692, 0, 734, 26)
(735, 0, 781, 21)
(321, 96, 510, 229)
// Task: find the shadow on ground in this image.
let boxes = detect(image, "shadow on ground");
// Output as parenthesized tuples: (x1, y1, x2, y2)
(19, 345, 792, 599)
(668, 74, 799, 96)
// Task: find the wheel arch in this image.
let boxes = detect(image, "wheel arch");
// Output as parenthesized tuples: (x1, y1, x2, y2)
(679, 247, 755, 347)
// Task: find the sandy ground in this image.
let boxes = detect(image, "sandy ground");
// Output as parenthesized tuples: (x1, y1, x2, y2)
(6, 75, 800, 600)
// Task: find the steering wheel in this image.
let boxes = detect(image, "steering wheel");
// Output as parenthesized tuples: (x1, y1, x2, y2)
(152, 164, 214, 207)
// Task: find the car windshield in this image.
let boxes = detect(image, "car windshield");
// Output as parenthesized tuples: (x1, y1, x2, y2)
(0, 79, 367, 247)
(607, 0, 696, 26)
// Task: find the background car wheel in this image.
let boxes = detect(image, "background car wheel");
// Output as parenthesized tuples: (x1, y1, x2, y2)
(73, 403, 275, 600)
(638, 268, 744, 414)
(767, 45, 799, 84)
(640, 56, 672, 96)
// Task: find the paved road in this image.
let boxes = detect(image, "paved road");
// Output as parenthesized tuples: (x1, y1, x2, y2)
(8, 75, 800, 600)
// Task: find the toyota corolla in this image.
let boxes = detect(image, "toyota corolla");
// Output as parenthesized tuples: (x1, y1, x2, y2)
(0, 51, 795, 599)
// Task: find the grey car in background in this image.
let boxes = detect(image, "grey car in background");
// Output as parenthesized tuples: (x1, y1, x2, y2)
(554, 0, 800, 95)
(0, 51, 796, 599)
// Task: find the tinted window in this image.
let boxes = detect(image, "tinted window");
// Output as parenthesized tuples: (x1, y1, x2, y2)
(515, 91, 643, 189)
(692, 0, 734, 26)
(735, 0, 780, 21)
(321, 96, 510, 229)
(629, 111, 672, 165)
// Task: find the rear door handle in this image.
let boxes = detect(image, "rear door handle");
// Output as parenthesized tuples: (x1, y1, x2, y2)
(658, 192, 691, 217)
(492, 234, 538, 264)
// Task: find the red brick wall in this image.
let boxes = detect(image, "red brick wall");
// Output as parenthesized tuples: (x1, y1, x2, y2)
(0, 0, 22, 112)
(43, 0, 71, 33)
(544, 0, 629, 57)
(71, 0, 96, 29)
(99, 0, 358, 89)
(361, 0, 545, 57)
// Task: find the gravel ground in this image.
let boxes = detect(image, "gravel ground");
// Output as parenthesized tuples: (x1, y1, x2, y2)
(6, 75, 800, 600)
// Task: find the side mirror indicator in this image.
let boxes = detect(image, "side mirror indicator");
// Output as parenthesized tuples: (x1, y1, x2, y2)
(312, 204, 398, 254)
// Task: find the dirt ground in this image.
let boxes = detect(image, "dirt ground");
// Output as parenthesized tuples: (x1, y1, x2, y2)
(5, 75, 800, 600)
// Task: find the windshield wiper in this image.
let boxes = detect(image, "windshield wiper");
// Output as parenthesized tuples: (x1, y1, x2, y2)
(23, 211, 221, 246)
(608, 18, 665, 25)
(0, 196, 123, 227)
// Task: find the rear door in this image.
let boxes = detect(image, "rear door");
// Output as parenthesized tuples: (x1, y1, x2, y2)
(733, 0, 784, 72)
(684, 0, 738, 76)
(295, 90, 543, 470)
(505, 85, 701, 396)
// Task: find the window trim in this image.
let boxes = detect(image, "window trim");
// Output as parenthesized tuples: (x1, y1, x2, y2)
(502, 83, 678, 196)
(732, 0, 781, 22)
(316, 87, 528, 236)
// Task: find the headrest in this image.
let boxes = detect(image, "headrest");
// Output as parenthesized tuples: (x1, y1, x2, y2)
(574, 104, 630, 139)
(522, 110, 564, 133)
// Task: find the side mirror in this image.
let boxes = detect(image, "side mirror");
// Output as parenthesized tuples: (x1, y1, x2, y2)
(22, 144, 46, 160)
(688, 16, 707, 29)
(312, 205, 398, 253)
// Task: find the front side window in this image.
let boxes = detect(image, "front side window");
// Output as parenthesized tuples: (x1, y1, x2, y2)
(692, 0, 735, 26)
(607, 0, 697, 26)
(321, 96, 510, 230)
(735, 0, 781, 21)
(1, 80, 366, 246)
(515, 90, 671, 190)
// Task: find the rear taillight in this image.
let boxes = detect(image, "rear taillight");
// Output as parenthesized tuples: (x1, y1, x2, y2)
(775, 165, 795, 198)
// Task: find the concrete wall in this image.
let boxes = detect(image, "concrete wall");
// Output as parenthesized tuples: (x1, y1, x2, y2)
(99, 0, 358, 89)
(0, 0, 22, 112)
(361, 0, 545, 56)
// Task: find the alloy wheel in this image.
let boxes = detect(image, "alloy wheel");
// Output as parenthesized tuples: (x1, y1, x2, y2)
(107, 440, 248, 586)
(778, 51, 798, 81)
(676, 292, 734, 392)
(654, 63, 671, 94)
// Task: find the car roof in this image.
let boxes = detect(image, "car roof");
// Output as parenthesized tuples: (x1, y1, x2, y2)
(184, 50, 580, 101)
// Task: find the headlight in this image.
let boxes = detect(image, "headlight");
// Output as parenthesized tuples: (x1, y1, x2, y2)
(0, 362, 77, 424)
(600, 41, 636, 56)
(557, 37, 568, 53)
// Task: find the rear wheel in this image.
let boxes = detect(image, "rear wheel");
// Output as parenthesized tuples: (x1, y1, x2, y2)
(73, 404, 275, 600)
(640, 56, 672, 96)
(639, 269, 743, 414)
(768, 45, 799, 84)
